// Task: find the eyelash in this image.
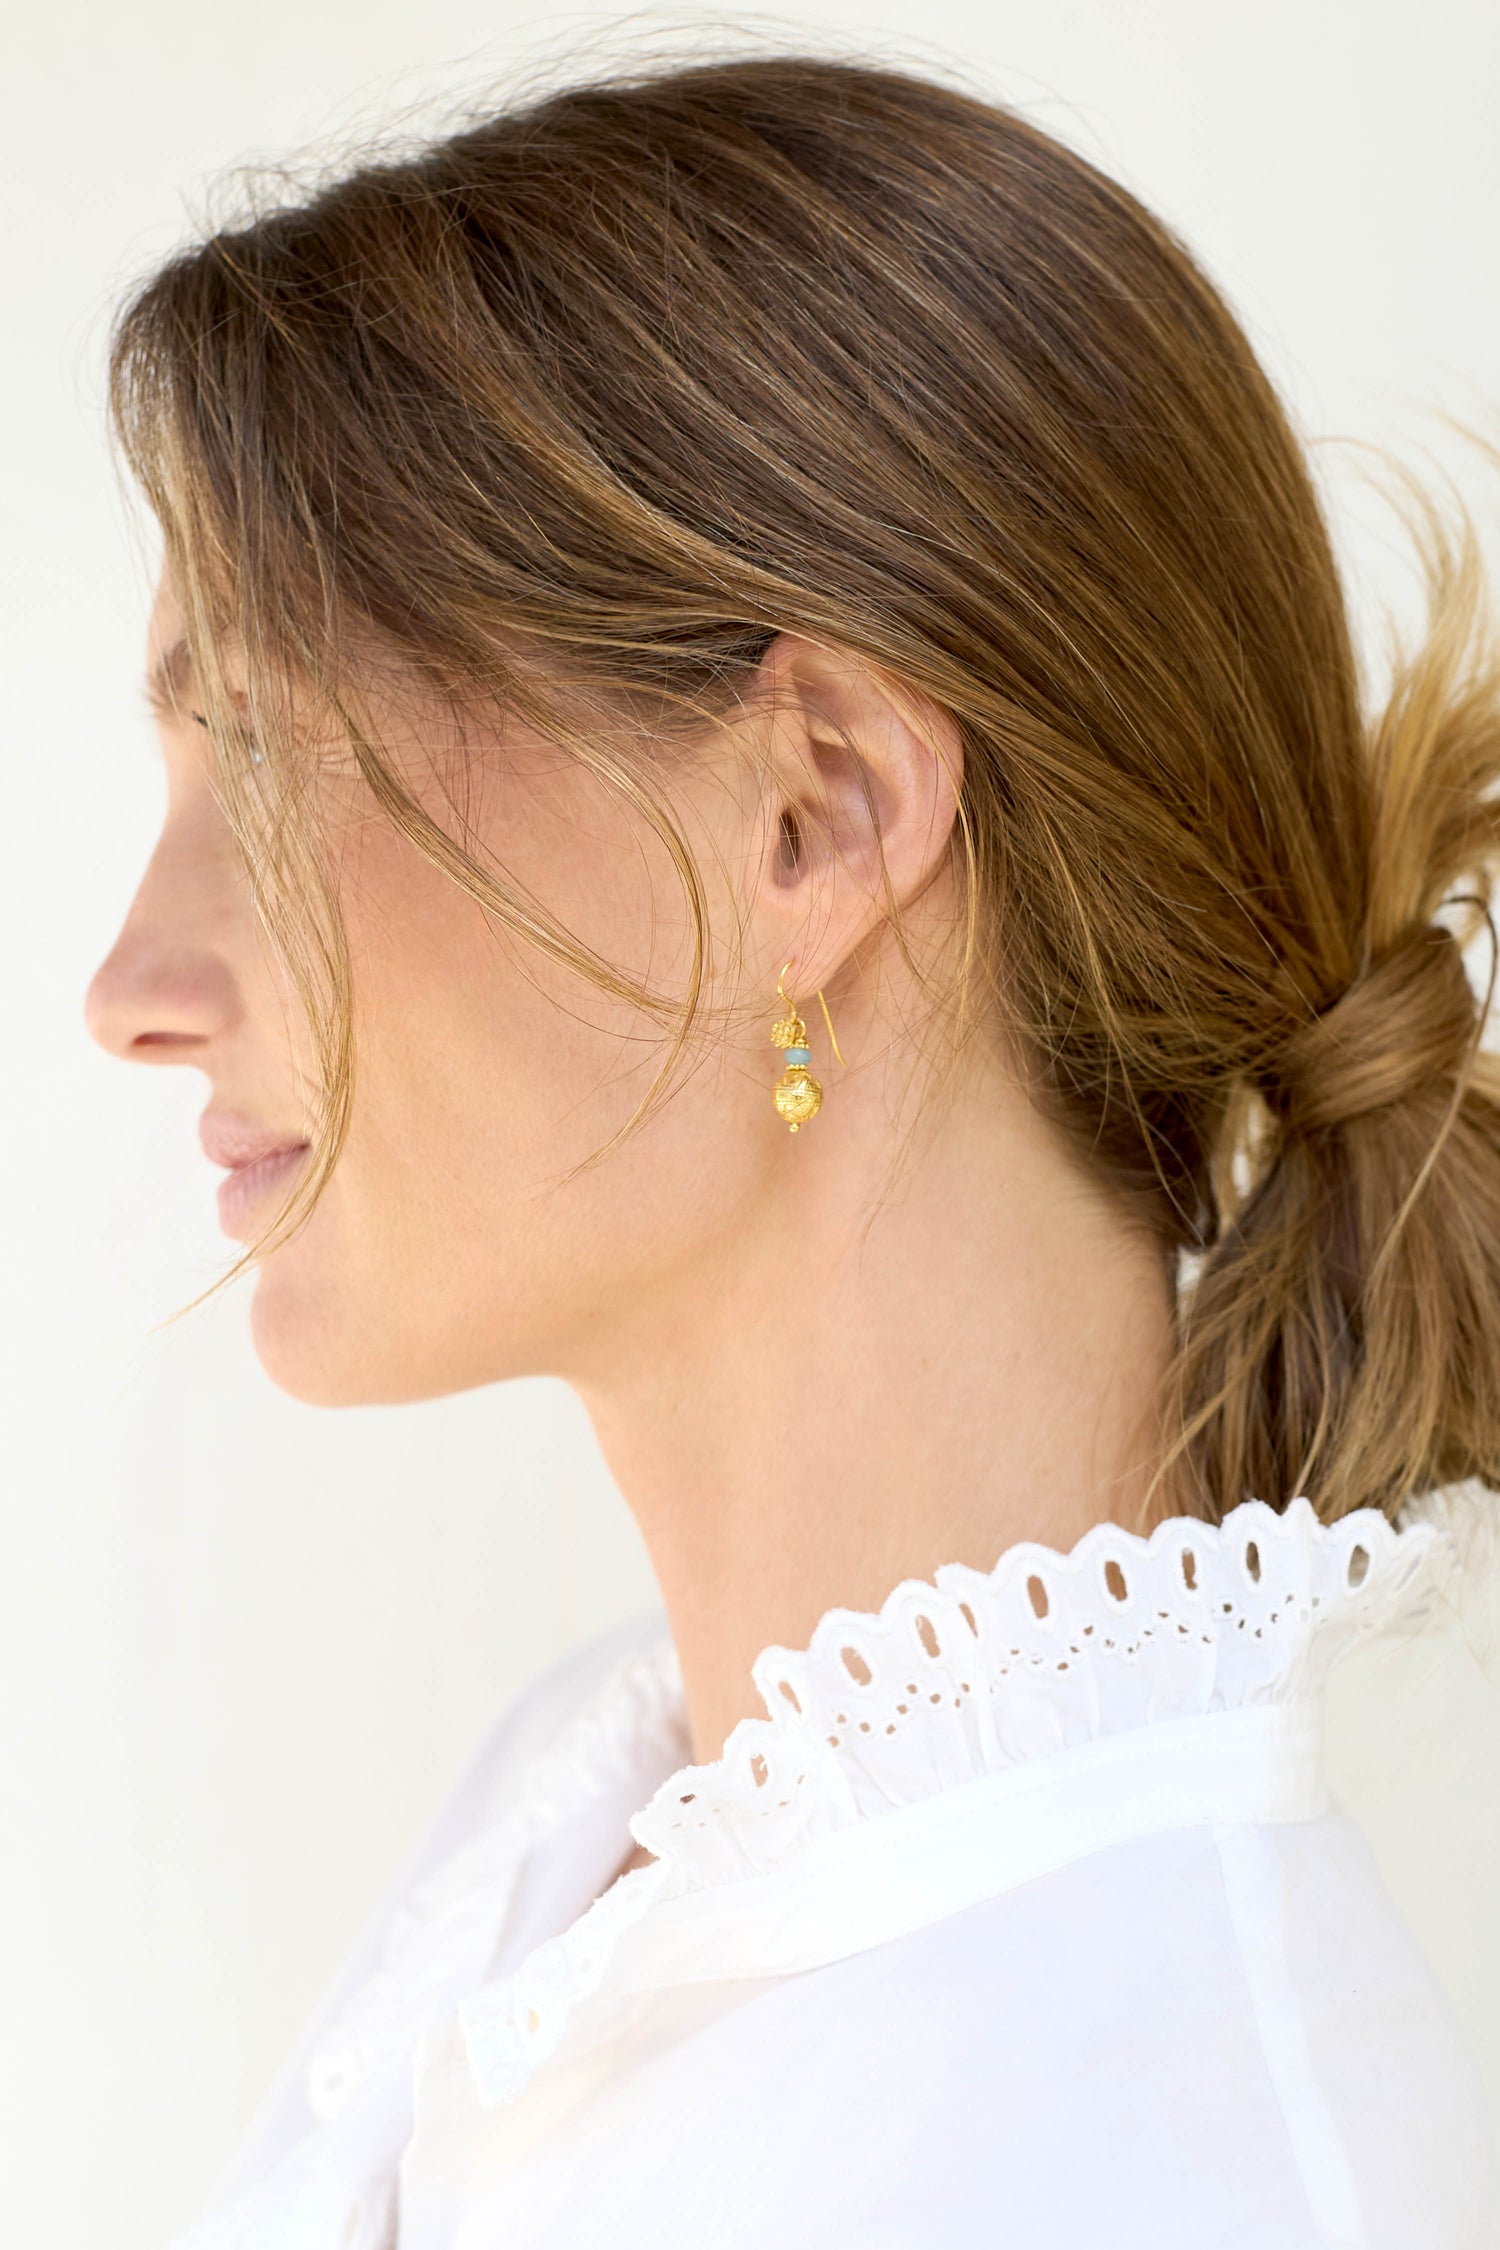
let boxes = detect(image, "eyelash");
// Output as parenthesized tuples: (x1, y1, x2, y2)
(191, 709, 265, 767)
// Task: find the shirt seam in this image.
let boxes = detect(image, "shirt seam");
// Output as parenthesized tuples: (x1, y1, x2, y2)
(1209, 1820, 1366, 2250)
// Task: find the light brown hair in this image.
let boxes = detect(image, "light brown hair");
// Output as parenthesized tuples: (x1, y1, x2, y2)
(109, 51, 1500, 1529)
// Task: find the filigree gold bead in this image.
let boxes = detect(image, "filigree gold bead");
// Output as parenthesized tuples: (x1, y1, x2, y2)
(773, 1066, 824, 1131)
(770, 1012, 808, 1051)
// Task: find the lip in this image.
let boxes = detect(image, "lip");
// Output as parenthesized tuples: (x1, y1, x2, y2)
(214, 1144, 311, 1239)
(199, 1112, 309, 1170)
(200, 1112, 311, 1241)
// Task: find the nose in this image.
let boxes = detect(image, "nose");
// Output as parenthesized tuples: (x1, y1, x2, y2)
(83, 830, 241, 1065)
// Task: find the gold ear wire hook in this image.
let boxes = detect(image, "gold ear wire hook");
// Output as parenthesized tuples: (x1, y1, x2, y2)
(777, 959, 846, 1066)
(816, 986, 847, 1068)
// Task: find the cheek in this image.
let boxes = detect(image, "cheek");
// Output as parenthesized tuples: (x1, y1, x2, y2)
(340, 837, 568, 1214)
(252, 799, 766, 1396)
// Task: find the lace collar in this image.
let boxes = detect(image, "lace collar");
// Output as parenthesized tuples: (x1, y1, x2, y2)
(275, 1489, 1451, 2176)
(451, 1493, 1447, 2107)
(625, 1490, 1443, 1876)
(177, 1493, 1452, 2250)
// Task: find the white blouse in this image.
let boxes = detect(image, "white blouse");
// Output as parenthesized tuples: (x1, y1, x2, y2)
(177, 1495, 1496, 2249)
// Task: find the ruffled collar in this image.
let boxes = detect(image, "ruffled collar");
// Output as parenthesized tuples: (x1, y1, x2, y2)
(453, 1492, 1447, 2106)
(181, 1492, 1452, 2250)
(624, 1490, 1440, 1879)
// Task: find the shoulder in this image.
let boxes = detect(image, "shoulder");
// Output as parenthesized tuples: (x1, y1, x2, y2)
(447, 1603, 672, 1828)
(354, 1602, 675, 1972)
(537, 1814, 1495, 2249)
(209, 1604, 672, 2208)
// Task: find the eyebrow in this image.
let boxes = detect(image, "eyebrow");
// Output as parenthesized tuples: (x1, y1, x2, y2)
(143, 634, 202, 720)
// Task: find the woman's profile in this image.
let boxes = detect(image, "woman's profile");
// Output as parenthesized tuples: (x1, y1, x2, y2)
(87, 49, 1500, 2249)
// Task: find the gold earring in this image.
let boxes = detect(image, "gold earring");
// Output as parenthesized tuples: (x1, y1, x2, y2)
(770, 960, 846, 1132)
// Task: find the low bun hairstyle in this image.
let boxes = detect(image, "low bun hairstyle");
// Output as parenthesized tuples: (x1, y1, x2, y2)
(108, 50, 1500, 1530)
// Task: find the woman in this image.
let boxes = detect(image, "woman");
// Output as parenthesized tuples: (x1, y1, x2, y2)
(87, 50, 1499, 2250)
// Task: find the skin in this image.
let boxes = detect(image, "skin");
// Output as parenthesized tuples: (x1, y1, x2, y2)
(87, 568, 1179, 1887)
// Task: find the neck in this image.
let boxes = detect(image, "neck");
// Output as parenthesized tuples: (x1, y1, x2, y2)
(572, 1042, 1180, 1770)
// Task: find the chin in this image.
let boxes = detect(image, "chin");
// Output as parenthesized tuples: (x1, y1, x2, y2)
(246, 1261, 402, 1407)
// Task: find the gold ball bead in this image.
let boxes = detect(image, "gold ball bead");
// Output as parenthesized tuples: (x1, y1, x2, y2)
(773, 1066, 824, 1129)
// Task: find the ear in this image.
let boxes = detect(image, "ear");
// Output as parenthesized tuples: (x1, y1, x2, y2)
(750, 631, 964, 990)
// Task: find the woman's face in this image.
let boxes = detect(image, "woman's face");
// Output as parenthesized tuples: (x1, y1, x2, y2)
(85, 570, 853, 1407)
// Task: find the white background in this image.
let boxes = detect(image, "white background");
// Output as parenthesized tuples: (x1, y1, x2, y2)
(6, 5, 1500, 2244)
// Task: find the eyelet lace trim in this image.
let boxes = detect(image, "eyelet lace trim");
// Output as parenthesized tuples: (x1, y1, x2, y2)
(457, 1493, 1446, 2104)
(626, 1492, 1442, 1884)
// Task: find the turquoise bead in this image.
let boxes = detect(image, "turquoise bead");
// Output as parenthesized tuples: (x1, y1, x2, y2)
(784, 1045, 812, 1066)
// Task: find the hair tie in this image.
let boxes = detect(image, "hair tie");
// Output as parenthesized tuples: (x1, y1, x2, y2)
(1270, 921, 1478, 1134)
